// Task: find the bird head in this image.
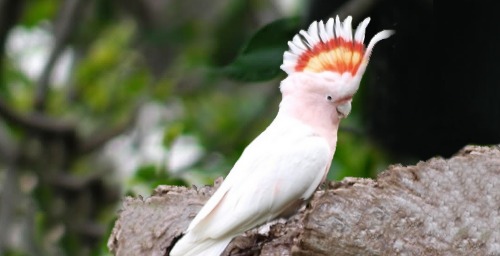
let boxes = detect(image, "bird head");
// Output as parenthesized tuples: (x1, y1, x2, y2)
(280, 16, 394, 118)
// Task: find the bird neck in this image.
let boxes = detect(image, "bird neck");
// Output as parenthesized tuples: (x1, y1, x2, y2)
(278, 96, 339, 151)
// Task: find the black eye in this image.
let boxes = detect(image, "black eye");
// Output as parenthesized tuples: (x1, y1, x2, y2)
(327, 95, 332, 101)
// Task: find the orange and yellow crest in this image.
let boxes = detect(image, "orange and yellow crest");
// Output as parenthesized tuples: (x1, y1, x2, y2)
(281, 16, 383, 76)
(295, 36, 364, 74)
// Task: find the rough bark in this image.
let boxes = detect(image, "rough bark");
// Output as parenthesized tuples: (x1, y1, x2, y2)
(108, 145, 500, 255)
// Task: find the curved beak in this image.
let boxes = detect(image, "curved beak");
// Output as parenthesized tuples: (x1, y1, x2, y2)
(335, 96, 353, 118)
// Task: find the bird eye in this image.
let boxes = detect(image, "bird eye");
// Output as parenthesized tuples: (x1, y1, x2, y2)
(327, 95, 332, 101)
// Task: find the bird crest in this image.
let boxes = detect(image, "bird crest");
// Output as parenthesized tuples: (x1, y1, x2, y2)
(281, 16, 394, 76)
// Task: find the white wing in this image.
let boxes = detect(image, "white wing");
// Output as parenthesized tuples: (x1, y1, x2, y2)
(187, 116, 332, 239)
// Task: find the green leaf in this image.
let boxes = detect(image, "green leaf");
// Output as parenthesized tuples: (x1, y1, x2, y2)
(220, 17, 300, 82)
(163, 122, 184, 147)
(21, 0, 57, 27)
(134, 165, 157, 182)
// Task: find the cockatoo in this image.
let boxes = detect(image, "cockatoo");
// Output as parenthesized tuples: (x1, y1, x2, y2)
(170, 16, 394, 256)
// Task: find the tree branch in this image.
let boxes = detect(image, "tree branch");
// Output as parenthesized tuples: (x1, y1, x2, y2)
(34, 0, 87, 112)
(78, 105, 140, 154)
(0, 121, 17, 161)
(116, 0, 154, 30)
(78, 121, 131, 154)
(0, 0, 24, 47)
(0, 97, 75, 136)
(0, 96, 140, 158)
(0, 0, 25, 84)
(108, 145, 500, 255)
(0, 163, 19, 254)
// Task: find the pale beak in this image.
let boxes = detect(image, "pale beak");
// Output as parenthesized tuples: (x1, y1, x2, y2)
(335, 95, 353, 118)
(336, 101, 352, 118)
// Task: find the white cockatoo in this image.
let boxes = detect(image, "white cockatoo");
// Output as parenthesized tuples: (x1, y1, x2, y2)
(170, 16, 394, 256)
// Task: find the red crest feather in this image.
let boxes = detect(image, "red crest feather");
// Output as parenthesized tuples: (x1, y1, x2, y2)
(281, 16, 394, 77)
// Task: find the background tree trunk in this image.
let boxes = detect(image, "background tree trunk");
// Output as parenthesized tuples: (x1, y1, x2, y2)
(107, 145, 500, 255)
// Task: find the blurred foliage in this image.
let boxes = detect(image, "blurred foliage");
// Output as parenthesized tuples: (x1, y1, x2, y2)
(21, 0, 58, 27)
(0, 0, 391, 255)
(220, 17, 300, 81)
(130, 165, 187, 190)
